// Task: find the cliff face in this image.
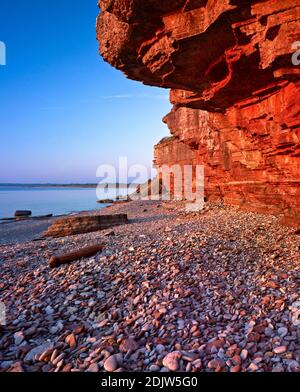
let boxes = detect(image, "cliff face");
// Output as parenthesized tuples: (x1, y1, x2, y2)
(97, 0, 300, 225)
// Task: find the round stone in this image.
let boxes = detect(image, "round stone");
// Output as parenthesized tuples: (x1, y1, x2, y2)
(104, 355, 119, 372)
(162, 351, 181, 372)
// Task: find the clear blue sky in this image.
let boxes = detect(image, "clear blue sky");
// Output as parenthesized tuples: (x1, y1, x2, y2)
(0, 0, 170, 183)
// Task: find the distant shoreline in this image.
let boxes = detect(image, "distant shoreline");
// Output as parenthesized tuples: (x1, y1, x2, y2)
(0, 183, 132, 189)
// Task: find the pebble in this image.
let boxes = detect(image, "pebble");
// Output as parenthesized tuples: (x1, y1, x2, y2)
(87, 363, 99, 372)
(45, 306, 54, 315)
(156, 344, 165, 354)
(230, 365, 241, 372)
(273, 346, 287, 354)
(104, 355, 119, 372)
(264, 327, 274, 337)
(248, 363, 259, 372)
(277, 327, 288, 337)
(52, 353, 65, 367)
(162, 352, 181, 372)
(119, 337, 139, 353)
(240, 349, 248, 361)
(272, 363, 285, 372)
(14, 331, 25, 345)
(9, 362, 24, 372)
(39, 348, 53, 362)
(149, 364, 160, 372)
(65, 333, 77, 348)
(208, 359, 224, 371)
(24, 343, 54, 363)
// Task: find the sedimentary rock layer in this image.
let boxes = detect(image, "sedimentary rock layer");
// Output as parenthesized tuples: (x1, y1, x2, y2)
(44, 214, 128, 238)
(97, 0, 300, 225)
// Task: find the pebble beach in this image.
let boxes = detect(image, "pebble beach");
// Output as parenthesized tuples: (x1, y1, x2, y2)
(0, 200, 299, 373)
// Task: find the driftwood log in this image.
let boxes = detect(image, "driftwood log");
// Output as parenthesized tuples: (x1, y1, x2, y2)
(49, 244, 104, 268)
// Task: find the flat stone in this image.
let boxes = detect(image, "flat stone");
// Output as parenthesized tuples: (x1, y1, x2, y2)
(277, 327, 288, 337)
(44, 214, 128, 238)
(14, 331, 25, 346)
(24, 343, 54, 363)
(273, 346, 287, 354)
(0, 361, 13, 369)
(149, 364, 160, 372)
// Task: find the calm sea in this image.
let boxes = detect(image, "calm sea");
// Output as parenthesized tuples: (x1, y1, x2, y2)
(0, 185, 128, 220)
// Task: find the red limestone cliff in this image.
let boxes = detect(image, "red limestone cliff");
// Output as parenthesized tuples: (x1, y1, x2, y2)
(97, 0, 300, 225)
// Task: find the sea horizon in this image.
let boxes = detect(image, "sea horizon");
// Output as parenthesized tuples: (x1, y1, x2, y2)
(0, 182, 134, 187)
(0, 184, 131, 220)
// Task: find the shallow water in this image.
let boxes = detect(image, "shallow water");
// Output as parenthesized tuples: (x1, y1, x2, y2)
(0, 185, 128, 219)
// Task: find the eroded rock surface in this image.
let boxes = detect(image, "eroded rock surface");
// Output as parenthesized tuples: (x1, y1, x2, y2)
(44, 214, 128, 238)
(97, 0, 300, 225)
